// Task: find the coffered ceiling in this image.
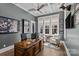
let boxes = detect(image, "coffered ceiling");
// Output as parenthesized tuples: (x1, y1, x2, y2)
(14, 3, 63, 16)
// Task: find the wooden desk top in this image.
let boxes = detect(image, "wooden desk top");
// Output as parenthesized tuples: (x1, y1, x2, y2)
(15, 39, 41, 49)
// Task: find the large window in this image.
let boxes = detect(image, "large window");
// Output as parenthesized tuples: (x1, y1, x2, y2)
(44, 16, 50, 34)
(38, 14, 59, 35)
(45, 25, 49, 34)
(51, 14, 59, 35)
(52, 25, 57, 34)
(40, 25, 43, 33)
(38, 17, 44, 34)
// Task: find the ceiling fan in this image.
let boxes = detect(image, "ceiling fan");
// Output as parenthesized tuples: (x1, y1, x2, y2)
(60, 3, 71, 11)
(28, 3, 48, 13)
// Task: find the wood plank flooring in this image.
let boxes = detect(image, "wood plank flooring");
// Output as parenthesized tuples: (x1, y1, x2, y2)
(0, 44, 66, 56)
(0, 49, 14, 56)
(37, 46, 66, 56)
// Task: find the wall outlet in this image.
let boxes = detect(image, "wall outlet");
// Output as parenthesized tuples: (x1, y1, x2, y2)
(3, 44, 6, 47)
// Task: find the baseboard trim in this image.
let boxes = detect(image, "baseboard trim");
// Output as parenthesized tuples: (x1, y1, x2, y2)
(0, 45, 14, 54)
(61, 41, 71, 56)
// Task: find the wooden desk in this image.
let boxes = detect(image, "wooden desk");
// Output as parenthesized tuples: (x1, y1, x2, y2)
(14, 39, 44, 56)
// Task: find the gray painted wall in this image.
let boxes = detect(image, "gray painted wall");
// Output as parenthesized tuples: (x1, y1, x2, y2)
(0, 33, 21, 49)
(66, 25, 79, 56)
(65, 4, 79, 56)
(0, 3, 35, 49)
(59, 11, 64, 40)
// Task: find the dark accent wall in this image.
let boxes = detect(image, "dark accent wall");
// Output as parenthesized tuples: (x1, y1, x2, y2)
(0, 3, 35, 49)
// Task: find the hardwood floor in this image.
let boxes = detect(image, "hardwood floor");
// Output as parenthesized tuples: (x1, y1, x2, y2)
(0, 49, 14, 56)
(37, 46, 66, 56)
(0, 44, 66, 56)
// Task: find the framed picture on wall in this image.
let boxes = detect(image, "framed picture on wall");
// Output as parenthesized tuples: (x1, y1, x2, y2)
(0, 16, 19, 33)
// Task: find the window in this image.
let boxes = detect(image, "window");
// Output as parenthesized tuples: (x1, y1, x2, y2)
(40, 26, 43, 33)
(38, 17, 43, 34)
(45, 25, 49, 34)
(44, 16, 50, 34)
(52, 25, 57, 34)
(38, 14, 59, 35)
